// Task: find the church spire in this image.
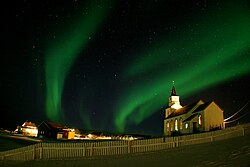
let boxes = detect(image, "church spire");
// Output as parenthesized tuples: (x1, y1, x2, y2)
(171, 81, 177, 96)
(168, 81, 182, 109)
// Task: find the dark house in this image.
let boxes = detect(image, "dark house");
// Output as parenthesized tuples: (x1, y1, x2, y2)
(37, 121, 65, 139)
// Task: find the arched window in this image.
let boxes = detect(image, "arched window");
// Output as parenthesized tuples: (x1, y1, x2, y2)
(198, 114, 202, 125)
(170, 120, 173, 131)
(180, 118, 183, 130)
(175, 119, 178, 131)
(167, 121, 169, 131)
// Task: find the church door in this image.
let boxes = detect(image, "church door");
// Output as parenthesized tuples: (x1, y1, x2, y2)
(193, 122, 197, 133)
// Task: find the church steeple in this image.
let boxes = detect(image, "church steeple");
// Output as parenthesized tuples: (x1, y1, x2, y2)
(168, 81, 182, 109)
(171, 81, 177, 96)
(165, 81, 182, 119)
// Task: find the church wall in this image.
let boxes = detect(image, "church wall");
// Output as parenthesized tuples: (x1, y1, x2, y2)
(163, 119, 168, 135)
(200, 112, 206, 131)
(163, 84, 224, 135)
(164, 118, 173, 136)
(181, 122, 192, 134)
(204, 102, 224, 131)
(164, 115, 188, 135)
(195, 111, 205, 132)
(165, 108, 172, 118)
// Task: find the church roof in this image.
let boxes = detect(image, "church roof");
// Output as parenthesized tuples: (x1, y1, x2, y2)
(192, 101, 213, 113)
(183, 113, 198, 122)
(166, 100, 202, 119)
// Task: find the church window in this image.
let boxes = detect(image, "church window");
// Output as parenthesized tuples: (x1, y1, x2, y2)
(175, 119, 178, 131)
(167, 121, 169, 131)
(185, 123, 189, 129)
(198, 114, 202, 125)
(180, 118, 183, 130)
(170, 120, 173, 131)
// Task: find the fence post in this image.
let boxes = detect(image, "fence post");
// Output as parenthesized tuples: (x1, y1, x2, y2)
(242, 128, 245, 136)
(176, 137, 179, 147)
(83, 146, 85, 157)
(210, 135, 213, 142)
(128, 141, 131, 154)
(90, 143, 94, 156)
(33, 145, 35, 160)
(39, 143, 43, 159)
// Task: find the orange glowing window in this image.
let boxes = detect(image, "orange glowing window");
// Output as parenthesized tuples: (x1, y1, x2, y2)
(180, 118, 183, 130)
(175, 119, 178, 131)
(198, 114, 202, 125)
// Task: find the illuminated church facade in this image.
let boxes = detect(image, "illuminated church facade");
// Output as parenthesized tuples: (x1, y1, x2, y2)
(164, 83, 225, 136)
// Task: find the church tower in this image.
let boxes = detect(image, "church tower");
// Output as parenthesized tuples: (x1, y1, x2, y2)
(165, 81, 182, 118)
(169, 81, 182, 109)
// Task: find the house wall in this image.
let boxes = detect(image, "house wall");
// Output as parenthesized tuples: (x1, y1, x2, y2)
(204, 102, 224, 131)
(37, 123, 49, 138)
(22, 127, 38, 137)
(63, 131, 75, 139)
(38, 123, 58, 139)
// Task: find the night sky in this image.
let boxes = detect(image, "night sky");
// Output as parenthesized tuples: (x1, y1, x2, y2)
(1, 0, 250, 135)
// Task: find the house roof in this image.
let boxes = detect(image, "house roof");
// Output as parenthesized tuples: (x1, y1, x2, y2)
(166, 100, 202, 119)
(38, 121, 65, 129)
(46, 122, 65, 129)
(192, 101, 213, 113)
(22, 121, 36, 127)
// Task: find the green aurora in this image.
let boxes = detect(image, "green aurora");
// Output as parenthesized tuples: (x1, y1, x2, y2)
(115, 2, 250, 132)
(45, 1, 113, 124)
(43, 1, 250, 132)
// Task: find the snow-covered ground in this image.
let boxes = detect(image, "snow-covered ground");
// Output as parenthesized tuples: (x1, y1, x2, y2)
(1, 134, 250, 167)
(0, 133, 41, 152)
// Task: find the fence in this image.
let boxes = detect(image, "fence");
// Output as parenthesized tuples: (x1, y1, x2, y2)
(1, 123, 250, 160)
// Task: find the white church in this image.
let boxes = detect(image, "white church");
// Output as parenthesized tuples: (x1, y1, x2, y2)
(164, 83, 225, 136)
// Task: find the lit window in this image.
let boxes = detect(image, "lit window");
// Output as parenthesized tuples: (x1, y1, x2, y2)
(180, 118, 183, 130)
(198, 114, 202, 125)
(175, 119, 178, 131)
(185, 123, 189, 129)
(170, 120, 173, 131)
(167, 122, 169, 131)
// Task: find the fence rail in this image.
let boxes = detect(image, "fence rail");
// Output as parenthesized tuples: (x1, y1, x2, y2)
(1, 123, 250, 160)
